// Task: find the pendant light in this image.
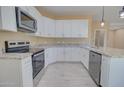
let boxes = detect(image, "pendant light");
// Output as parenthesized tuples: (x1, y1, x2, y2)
(119, 6, 124, 18)
(100, 6, 105, 27)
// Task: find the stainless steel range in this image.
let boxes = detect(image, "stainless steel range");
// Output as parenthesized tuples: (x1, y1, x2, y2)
(5, 41, 45, 79)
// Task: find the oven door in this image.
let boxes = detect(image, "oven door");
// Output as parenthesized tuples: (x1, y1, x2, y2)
(32, 51, 44, 79)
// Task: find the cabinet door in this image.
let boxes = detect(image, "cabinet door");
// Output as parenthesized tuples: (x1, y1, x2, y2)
(71, 20, 80, 37)
(0, 6, 17, 32)
(45, 48, 53, 67)
(79, 20, 88, 37)
(35, 15, 43, 36)
(71, 48, 81, 61)
(63, 20, 72, 37)
(40, 16, 47, 36)
(56, 48, 65, 61)
(27, 6, 42, 18)
(45, 48, 57, 67)
(55, 20, 64, 37)
(100, 56, 110, 87)
(48, 18, 55, 37)
(21, 57, 33, 87)
(42, 16, 49, 37)
(64, 47, 72, 61)
(0, 59, 21, 87)
(81, 48, 89, 69)
(46, 18, 50, 36)
(38, 16, 44, 36)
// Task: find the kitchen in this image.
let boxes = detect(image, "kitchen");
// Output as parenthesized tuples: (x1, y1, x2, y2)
(0, 6, 124, 87)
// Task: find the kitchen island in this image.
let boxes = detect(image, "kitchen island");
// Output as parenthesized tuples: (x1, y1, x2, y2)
(81, 47, 124, 87)
(0, 53, 33, 87)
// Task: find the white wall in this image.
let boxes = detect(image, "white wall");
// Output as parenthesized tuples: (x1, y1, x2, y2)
(107, 30, 115, 48)
(114, 29, 124, 49)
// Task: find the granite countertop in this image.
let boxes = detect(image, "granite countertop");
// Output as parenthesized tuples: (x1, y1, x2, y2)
(0, 47, 44, 60)
(0, 53, 32, 60)
(1, 44, 124, 59)
(31, 44, 124, 58)
(29, 47, 44, 53)
(102, 48, 124, 58)
(82, 46, 124, 58)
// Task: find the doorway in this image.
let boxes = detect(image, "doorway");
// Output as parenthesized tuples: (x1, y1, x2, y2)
(94, 29, 106, 48)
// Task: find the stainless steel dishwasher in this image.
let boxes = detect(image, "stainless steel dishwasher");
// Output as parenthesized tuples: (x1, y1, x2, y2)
(89, 51, 102, 86)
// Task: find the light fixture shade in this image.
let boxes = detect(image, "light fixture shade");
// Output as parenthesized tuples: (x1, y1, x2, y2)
(119, 6, 124, 18)
(100, 6, 105, 27)
(101, 21, 105, 27)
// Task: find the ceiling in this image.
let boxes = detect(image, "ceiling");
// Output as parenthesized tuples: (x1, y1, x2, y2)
(36, 6, 124, 24)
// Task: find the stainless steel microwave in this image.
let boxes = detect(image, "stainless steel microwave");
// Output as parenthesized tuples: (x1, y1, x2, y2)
(15, 7, 37, 33)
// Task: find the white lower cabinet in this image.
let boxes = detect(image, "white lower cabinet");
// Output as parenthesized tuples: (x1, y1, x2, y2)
(56, 47, 65, 61)
(71, 47, 81, 61)
(64, 47, 72, 61)
(80, 48, 89, 70)
(100, 56, 124, 87)
(0, 56, 33, 87)
(21, 57, 33, 87)
(45, 47, 90, 68)
(100, 55, 110, 87)
(56, 47, 82, 62)
(45, 48, 57, 67)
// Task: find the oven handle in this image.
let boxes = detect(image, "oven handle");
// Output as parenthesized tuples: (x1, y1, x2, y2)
(32, 52, 44, 57)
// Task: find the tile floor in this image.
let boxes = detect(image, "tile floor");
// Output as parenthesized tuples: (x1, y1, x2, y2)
(37, 62, 97, 87)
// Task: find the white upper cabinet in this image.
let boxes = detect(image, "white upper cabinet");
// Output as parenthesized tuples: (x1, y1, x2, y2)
(47, 18, 55, 37)
(42, 16, 49, 36)
(41, 16, 55, 37)
(63, 20, 72, 37)
(0, 6, 88, 38)
(0, 6, 17, 32)
(55, 20, 64, 37)
(72, 19, 88, 38)
(79, 20, 88, 37)
(71, 20, 81, 37)
(55, 19, 88, 38)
